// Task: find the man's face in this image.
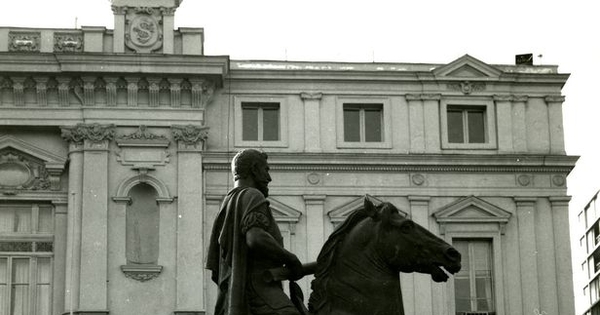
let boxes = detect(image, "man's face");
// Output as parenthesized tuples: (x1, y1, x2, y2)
(252, 158, 272, 197)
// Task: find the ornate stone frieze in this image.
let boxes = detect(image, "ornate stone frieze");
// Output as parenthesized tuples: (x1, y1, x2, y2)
(9, 32, 40, 52)
(61, 124, 116, 145)
(124, 8, 163, 53)
(119, 125, 169, 142)
(172, 125, 209, 149)
(446, 81, 486, 94)
(0, 150, 52, 191)
(115, 126, 171, 169)
(54, 33, 83, 52)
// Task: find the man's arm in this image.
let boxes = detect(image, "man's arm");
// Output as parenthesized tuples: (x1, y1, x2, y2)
(246, 227, 304, 280)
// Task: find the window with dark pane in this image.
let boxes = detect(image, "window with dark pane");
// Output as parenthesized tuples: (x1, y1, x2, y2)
(453, 239, 494, 315)
(447, 105, 486, 144)
(343, 103, 383, 143)
(242, 102, 280, 141)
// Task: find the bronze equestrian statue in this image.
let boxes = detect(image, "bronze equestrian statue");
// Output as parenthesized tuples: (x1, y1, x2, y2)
(207, 149, 462, 315)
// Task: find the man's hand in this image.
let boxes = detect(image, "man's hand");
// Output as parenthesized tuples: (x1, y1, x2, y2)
(285, 254, 304, 281)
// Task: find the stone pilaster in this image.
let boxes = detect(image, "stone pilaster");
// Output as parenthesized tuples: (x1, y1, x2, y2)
(545, 95, 566, 154)
(62, 124, 114, 314)
(125, 77, 138, 106)
(81, 77, 96, 106)
(60, 128, 85, 313)
(512, 95, 528, 152)
(148, 78, 161, 107)
(11, 77, 25, 106)
(408, 196, 433, 314)
(422, 94, 441, 152)
(303, 194, 326, 260)
(550, 196, 574, 315)
(161, 7, 176, 54)
(406, 94, 425, 153)
(57, 77, 71, 107)
(169, 78, 182, 107)
(494, 95, 514, 153)
(172, 125, 209, 313)
(104, 77, 118, 107)
(111, 6, 126, 53)
(514, 197, 540, 315)
(301, 92, 323, 152)
(52, 200, 68, 315)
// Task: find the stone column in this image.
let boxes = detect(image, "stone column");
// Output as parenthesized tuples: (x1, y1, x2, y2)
(303, 195, 326, 261)
(60, 129, 85, 313)
(408, 196, 433, 314)
(550, 196, 574, 315)
(494, 95, 514, 153)
(512, 95, 528, 152)
(545, 95, 566, 154)
(406, 94, 425, 153)
(422, 94, 441, 152)
(52, 200, 68, 315)
(112, 6, 126, 53)
(515, 197, 540, 314)
(64, 124, 114, 314)
(172, 125, 209, 315)
(301, 92, 323, 152)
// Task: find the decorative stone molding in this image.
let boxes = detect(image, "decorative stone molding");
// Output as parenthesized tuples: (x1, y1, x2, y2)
(9, 32, 40, 52)
(306, 172, 322, 185)
(405, 94, 421, 101)
(125, 77, 139, 106)
(54, 33, 83, 52)
(147, 78, 161, 107)
(104, 77, 118, 106)
(512, 95, 529, 103)
(0, 151, 51, 191)
(61, 124, 116, 145)
(433, 196, 511, 235)
(56, 77, 72, 106)
(81, 77, 96, 106)
(551, 174, 566, 187)
(34, 77, 49, 106)
(172, 125, 209, 150)
(189, 79, 215, 108)
(517, 174, 532, 186)
(168, 78, 182, 107)
(420, 93, 441, 101)
(120, 264, 163, 282)
(411, 173, 426, 186)
(116, 126, 171, 168)
(447, 81, 486, 94)
(11, 77, 25, 106)
(493, 94, 514, 102)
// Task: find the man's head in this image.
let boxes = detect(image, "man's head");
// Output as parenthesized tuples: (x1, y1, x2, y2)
(231, 149, 271, 197)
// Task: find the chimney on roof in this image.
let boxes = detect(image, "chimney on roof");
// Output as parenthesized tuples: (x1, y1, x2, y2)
(515, 53, 534, 66)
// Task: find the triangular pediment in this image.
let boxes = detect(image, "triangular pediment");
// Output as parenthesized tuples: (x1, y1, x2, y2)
(268, 197, 302, 223)
(0, 135, 66, 167)
(328, 195, 408, 223)
(433, 196, 511, 224)
(432, 54, 502, 78)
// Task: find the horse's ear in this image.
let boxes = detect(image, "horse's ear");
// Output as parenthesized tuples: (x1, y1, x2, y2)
(364, 195, 379, 220)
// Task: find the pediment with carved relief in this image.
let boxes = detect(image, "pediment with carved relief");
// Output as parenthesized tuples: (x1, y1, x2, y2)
(0, 136, 66, 191)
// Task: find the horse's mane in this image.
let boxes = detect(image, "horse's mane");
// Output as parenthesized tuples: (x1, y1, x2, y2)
(308, 206, 370, 313)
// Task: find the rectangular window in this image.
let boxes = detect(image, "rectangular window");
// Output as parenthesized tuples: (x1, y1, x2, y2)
(343, 104, 383, 142)
(454, 239, 495, 315)
(447, 106, 486, 144)
(242, 102, 280, 141)
(0, 204, 53, 315)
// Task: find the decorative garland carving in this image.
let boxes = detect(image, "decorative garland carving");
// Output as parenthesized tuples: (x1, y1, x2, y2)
(121, 264, 163, 282)
(54, 33, 83, 52)
(447, 81, 486, 94)
(119, 125, 168, 141)
(9, 32, 40, 52)
(61, 124, 115, 145)
(172, 125, 209, 146)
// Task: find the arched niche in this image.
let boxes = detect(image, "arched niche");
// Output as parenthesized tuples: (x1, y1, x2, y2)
(112, 174, 173, 282)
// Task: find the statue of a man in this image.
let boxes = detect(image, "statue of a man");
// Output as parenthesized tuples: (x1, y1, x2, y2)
(206, 149, 304, 315)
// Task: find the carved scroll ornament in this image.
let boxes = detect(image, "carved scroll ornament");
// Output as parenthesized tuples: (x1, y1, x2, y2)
(61, 124, 116, 145)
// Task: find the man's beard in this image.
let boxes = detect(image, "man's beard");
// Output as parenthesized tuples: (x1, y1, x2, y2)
(257, 183, 269, 197)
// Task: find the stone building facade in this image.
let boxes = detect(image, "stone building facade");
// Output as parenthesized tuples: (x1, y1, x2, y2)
(0, 1, 577, 315)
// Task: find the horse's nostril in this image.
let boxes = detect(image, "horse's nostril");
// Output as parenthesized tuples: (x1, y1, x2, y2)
(446, 248, 461, 261)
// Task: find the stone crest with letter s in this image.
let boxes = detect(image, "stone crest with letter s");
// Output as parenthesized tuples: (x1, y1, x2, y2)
(125, 7, 163, 53)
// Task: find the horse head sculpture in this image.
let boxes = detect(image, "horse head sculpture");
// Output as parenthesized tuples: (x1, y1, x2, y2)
(307, 195, 461, 315)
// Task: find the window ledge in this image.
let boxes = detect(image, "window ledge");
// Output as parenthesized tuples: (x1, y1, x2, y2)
(121, 264, 163, 282)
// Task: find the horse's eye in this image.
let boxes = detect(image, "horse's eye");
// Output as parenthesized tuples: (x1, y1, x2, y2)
(399, 221, 414, 233)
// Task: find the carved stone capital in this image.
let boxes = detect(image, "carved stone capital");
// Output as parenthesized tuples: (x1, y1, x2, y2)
(420, 94, 441, 101)
(11, 77, 26, 107)
(171, 125, 209, 150)
(189, 79, 215, 108)
(61, 124, 115, 145)
(544, 95, 566, 104)
(111, 5, 129, 15)
(300, 92, 323, 101)
(512, 95, 529, 103)
(405, 94, 422, 101)
(493, 94, 513, 102)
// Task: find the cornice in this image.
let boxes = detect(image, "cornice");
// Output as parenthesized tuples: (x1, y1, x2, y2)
(201, 152, 578, 174)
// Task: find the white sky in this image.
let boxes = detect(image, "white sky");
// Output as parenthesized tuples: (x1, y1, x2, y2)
(1, 0, 599, 311)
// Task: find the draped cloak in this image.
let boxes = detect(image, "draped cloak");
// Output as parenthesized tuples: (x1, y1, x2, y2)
(206, 186, 273, 315)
